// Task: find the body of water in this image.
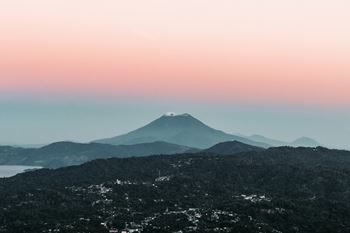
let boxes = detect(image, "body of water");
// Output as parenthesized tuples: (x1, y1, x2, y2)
(0, 165, 42, 178)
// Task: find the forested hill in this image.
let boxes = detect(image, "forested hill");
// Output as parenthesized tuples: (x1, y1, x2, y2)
(1, 146, 350, 232)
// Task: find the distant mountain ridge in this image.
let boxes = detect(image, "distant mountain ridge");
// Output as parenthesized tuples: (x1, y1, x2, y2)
(0, 113, 324, 169)
(0, 141, 196, 168)
(248, 135, 322, 147)
(0, 140, 265, 168)
(94, 113, 270, 149)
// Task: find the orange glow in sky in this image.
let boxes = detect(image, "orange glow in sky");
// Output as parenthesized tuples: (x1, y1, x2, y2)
(1, 0, 350, 106)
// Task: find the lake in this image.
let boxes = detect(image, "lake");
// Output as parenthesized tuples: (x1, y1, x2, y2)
(0, 165, 42, 178)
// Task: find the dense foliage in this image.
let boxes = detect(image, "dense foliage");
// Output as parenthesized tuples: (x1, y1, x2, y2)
(1, 146, 350, 232)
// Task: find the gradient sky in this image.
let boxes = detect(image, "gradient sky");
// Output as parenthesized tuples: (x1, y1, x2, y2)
(0, 1, 349, 148)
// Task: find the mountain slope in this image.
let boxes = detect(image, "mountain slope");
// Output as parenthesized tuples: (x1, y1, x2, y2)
(94, 113, 270, 149)
(203, 140, 265, 155)
(0, 141, 195, 168)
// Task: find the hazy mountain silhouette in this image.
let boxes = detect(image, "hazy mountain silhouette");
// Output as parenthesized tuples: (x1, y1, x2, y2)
(291, 137, 322, 147)
(249, 135, 321, 147)
(94, 113, 270, 149)
(0, 141, 196, 168)
(248, 135, 288, 147)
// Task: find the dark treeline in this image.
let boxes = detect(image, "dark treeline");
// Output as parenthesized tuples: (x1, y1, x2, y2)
(1, 146, 350, 232)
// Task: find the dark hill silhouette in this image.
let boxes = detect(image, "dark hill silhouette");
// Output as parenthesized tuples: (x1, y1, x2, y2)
(203, 140, 265, 155)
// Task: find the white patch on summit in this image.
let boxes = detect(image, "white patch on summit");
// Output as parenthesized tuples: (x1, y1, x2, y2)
(164, 112, 176, 116)
(164, 112, 191, 117)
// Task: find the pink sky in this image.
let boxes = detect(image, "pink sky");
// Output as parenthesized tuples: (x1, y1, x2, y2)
(1, 0, 350, 106)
